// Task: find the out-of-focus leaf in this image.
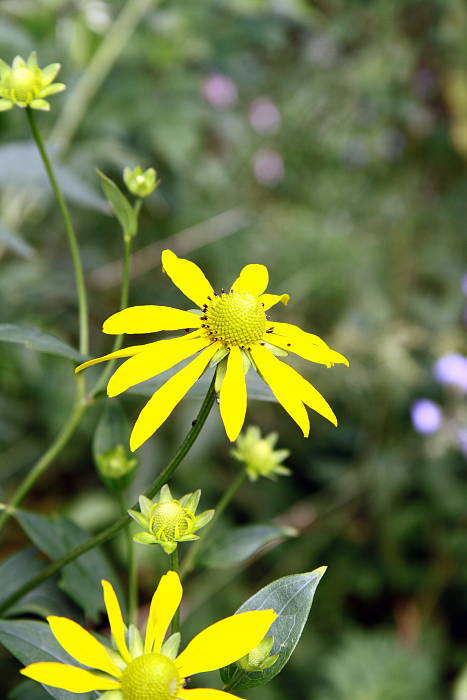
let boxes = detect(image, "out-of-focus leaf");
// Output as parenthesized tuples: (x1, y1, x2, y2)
(8, 679, 52, 700)
(0, 620, 94, 700)
(14, 510, 123, 621)
(97, 169, 136, 239)
(0, 325, 83, 362)
(200, 523, 297, 569)
(0, 141, 106, 212)
(220, 568, 326, 690)
(0, 223, 35, 259)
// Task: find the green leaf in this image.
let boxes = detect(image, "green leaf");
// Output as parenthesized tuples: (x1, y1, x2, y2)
(0, 222, 35, 259)
(97, 169, 137, 240)
(0, 325, 83, 362)
(220, 567, 327, 691)
(14, 510, 124, 621)
(0, 619, 95, 700)
(8, 679, 52, 700)
(200, 523, 297, 569)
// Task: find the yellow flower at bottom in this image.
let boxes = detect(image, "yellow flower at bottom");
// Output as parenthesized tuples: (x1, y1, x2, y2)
(21, 571, 277, 700)
(76, 250, 349, 450)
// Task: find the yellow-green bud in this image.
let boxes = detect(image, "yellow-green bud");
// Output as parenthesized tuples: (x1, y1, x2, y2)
(150, 501, 193, 541)
(237, 636, 278, 672)
(0, 52, 65, 112)
(95, 444, 137, 492)
(231, 426, 291, 481)
(123, 166, 159, 197)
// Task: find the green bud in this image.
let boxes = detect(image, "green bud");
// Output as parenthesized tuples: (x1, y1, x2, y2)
(93, 402, 138, 493)
(0, 52, 65, 112)
(231, 426, 291, 482)
(237, 636, 278, 672)
(123, 166, 159, 197)
(95, 444, 137, 492)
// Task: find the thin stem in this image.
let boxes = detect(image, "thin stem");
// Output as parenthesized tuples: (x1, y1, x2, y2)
(0, 379, 216, 615)
(118, 492, 138, 625)
(0, 398, 86, 534)
(169, 549, 180, 634)
(26, 108, 89, 356)
(181, 467, 247, 577)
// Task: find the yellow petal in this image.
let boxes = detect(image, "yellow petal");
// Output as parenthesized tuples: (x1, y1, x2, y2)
(145, 571, 182, 653)
(178, 690, 242, 700)
(101, 580, 132, 664)
(47, 616, 121, 678)
(259, 293, 290, 310)
(271, 323, 349, 367)
(250, 345, 310, 437)
(220, 346, 247, 441)
(130, 343, 219, 451)
(20, 663, 120, 692)
(162, 249, 215, 308)
(176, 609, 276, 677)
(231, 264, 269, 297)
(107, 333, 208, 397)
(75, 342, 155, 374)
(103, 306, 201, 335)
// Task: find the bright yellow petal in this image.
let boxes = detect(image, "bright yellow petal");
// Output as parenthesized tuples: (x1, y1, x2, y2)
(250, 345, 310, 437)
(103, 306, 201, 335)
(178, 690, 242, 700)
(270, 322, 349, 367)
(47, 616, 121, 678)
(75, 342, 155, 374)
(259, 293, 290, 310)
(145, 571, 183, 653)
(107, 333, 208, 397)
(220, 346, 247, 442)
(20, 663, 120, 692)
(162, 249, 215, 308)
(130, 343, 219, 451)
(101, 580, 132, 664)
(231, 264, 269, 297)
(175, 609, 277, 677)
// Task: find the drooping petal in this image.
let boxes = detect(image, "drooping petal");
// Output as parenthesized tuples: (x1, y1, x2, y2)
(75, 342, 156, 374)
(250, 345, 310, 437)
(175, 609, 276, 677)
(130, 343, 219, 451)
(145, 571, 183, 653)
(47, 616, 121, 678)
(178, 689, 242, 700)
(220, 346, 247, 441)
(103, 306, 201, 335)
(101, 580, 132, 664)
(20, 663, 120, 693)
(162, 249, 215, 308)
(231, 264, 269, 297)
(259, 293, 290, 310)
(40, 82, 66, 97)
(41, 62, 61, 85)
(268, 332, 348, 368)
(107, 333, 207, 397)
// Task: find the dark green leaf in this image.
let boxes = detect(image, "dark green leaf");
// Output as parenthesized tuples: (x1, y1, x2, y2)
(201, 523, 297, 569)
(8, 679, 52, 700)
(0, 222, 35, 259)
(0, 325, 83, 362)
(97, 169, 136, 239)
(220, 568, 326, 690)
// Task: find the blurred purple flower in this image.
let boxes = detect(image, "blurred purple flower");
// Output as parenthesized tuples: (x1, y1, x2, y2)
(249, 98, 281, 134)
(411, 399, 442, 434)
(252, 148, 284, 187)
(201, 73, 238, 109)
(458, 428, 467, 458)
(462, 274, 467, 295)
(433, 354, 467, 392)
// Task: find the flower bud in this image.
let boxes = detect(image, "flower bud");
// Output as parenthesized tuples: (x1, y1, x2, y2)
(237, 636, 278, 672)
(93, 402, 138, 493)
(95, 444, 137, 492)
(0, 52, 65, 112)
(231, 426, 291, 481)
(123, 166, 159, 198)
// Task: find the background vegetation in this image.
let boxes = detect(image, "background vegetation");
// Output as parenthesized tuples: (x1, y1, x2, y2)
(1, 0, 466, 698)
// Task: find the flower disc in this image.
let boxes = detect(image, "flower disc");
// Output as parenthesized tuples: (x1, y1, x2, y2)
(121, 653, 180, 700)
(204, 291, 266, 347)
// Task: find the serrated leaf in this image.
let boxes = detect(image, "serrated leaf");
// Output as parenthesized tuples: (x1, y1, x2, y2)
(0, 620, 94, 700)
(200, 524, 296, 569)
(14, 510, 123, 621)
(220, 568, 326, 691)
(0, 325, 83, 362)
(97, 169, 136, 240)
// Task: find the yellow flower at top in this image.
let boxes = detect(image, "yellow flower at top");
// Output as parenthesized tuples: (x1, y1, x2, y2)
(76, 250, 348, 450)
(21, 570, 276, 700)
(0, 52, 65, 112)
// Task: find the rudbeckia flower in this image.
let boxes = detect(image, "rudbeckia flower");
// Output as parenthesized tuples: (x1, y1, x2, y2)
(21, 571, 276, 700)
(76, 250, 348, 450)
(0, 52, 65, 112)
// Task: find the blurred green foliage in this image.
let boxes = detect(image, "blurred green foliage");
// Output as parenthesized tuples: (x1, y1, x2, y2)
(1, 0, 466, 698)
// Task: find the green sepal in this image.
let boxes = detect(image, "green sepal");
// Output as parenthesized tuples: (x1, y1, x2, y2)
(139, 495, 152, 517)
(133, 532, 157, 545)
(215, 357, 228, 392)
(128, 509, 148, 529)
(158, 484, 173, 503)
(161, 632, 181, 660)
(128, 623, 144, 658)
(194, 509, 215, 529)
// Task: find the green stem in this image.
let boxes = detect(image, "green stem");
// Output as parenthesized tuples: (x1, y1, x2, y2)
(169, 549, 180, 634)
(181, 467, 247, 577)
(118, 492, 138, 625)
(0, 379, 216, 615)
(0, 398, 86, 534)
(26, 108, 89, 356)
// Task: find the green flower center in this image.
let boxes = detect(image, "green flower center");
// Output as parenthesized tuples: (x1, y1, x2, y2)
(149, 501, 193, 541)
(8, 67, 39, 103)
(120, 653, 181, 700)
(203, 291, 266, 347)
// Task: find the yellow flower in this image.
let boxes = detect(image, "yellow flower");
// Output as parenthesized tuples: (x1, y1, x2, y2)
(0, 52, 65, 111)
(76, 250, 348, 450)
(21, 571, 276, 700)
